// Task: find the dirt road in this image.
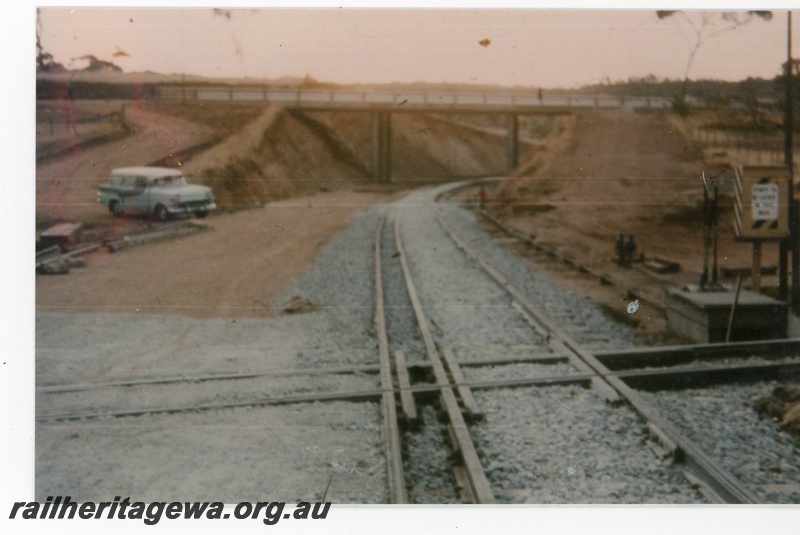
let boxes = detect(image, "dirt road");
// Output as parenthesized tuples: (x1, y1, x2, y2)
(36, 190, 398, 318)
(36, 104, 216, 225)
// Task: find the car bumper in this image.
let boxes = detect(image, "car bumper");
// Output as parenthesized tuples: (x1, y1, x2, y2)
(168, 201, 217, 214)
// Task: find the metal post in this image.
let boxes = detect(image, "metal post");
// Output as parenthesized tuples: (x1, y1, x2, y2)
(372, 111, 391, 182)
(753, 241, 762, 293)
(786, 12, 798, 314)
(506, 114, 519, 171)
(700, 184, 710, 289)
(382, 112, 391, 182)
(780, 240, 789, 300)
(725, 276, 743, 343)
(787, 11, 795, 172)
(711, 182, 719, 285)
(371, 112, 381, 182)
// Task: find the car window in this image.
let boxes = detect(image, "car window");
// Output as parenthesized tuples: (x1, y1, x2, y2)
(159, 175, 186, 187)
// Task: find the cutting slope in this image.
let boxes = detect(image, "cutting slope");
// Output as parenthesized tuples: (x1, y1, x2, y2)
(491, 109, 760, 275)
(36, 101, 510, 226)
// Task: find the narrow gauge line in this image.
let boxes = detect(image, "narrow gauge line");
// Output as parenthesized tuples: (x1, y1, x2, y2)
(40, 215, 409, 505)
(393, 218, 497, 504)
(36, 388, 385, 422)
(612, 360, 800, 390)
(34, 373, 596, 423)
(476, 207, 666, 312)
(41, 338, 799, 397)
(595, 339, 800, 370)
(37, 363, 384, 394)
(373, 215, 408, 504)
(36, 349, 571, 395)
(437, 214, 761, 504)
(37, 358, 800, 424)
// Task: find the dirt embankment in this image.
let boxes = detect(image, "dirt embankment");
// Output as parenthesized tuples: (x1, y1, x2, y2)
(304, 111, 512, 181)
(183, 107, 513, 211)
(36, 99, 511, 228)
(487, 109, 777, 289)
(494, 110, 708, 261)
(180, 105, 372, 209)
(35, 98, 514, 319)
(482, 108, 799, 431)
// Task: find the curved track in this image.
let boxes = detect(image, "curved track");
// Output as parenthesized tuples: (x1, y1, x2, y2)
(36, 180, 800, 504)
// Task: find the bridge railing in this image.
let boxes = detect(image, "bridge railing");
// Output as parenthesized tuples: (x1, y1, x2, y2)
(157, 85, 669, 110)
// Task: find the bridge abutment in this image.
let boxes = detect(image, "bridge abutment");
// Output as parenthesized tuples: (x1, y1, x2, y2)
(372, 111, 392, 182)
(506, 113, 519, 171)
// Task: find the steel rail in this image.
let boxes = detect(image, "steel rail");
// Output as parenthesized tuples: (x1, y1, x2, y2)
(475, 207, 666, 312)
(37, 357, 800, 424)
(438, 214, 762, 504)
(374, 216, 409, 504)
(393, 218, 496, 504)
(37, 363, 383, 394)
(36, 388, 385, 422)
(613, 360, 800, 391)
(35, 373, 597, 423)
(37, 349, 574, 395)
(595, 339, 800, 370)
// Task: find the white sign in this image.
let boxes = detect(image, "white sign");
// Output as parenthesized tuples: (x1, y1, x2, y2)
(752, 183, 779, 221)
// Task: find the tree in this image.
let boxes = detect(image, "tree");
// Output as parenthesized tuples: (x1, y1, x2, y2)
(73, 55, 123, 73)
(36, 8, 65, 72)
(657, 10, 773, 114)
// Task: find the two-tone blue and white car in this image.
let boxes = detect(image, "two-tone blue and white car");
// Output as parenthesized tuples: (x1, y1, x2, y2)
(97, 166, 216, 221)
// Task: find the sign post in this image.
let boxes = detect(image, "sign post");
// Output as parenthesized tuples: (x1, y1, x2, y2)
(734, 165, 791, 295)
(734, 165, 791, 240)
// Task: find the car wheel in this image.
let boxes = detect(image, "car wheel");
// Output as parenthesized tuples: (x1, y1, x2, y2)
(153, 204, 169, 222)
(194, 209, 209, 219)
(109, 201, 122, 217)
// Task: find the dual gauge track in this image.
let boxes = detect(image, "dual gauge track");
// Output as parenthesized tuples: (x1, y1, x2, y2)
(37, 197, 800, 504)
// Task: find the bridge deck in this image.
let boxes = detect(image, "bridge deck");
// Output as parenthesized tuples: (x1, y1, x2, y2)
(158, 85, 669, 113)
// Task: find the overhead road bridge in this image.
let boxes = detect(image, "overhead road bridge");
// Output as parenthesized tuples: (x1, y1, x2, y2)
(158, 85, 669, 181)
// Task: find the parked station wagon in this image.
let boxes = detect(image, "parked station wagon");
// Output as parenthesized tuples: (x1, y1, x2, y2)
(97, 166, 216, 221)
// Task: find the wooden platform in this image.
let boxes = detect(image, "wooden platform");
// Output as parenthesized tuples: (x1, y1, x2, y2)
(665, 286, 787, 343)
(39, 222, 83, 249)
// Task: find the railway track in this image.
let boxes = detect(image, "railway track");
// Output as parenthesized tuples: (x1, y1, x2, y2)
(435, 212, 800, 503)
(36, 182, 800, 504)
(477, 207, 670, 309)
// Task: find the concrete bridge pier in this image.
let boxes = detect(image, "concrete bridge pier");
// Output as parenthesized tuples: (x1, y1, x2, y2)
(372, 111, 392, 182)
(506, 113, 519, 171)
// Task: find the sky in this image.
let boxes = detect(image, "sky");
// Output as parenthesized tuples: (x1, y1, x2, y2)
(36, 5, 800, 89)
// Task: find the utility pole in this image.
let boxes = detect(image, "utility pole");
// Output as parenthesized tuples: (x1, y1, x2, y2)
(786, 12, 798, 314)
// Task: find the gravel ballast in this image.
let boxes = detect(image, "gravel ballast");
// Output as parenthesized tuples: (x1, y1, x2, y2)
(639, 381, 800, 504)
(472, 385, 705, 504)
(36, 181, 799, 504)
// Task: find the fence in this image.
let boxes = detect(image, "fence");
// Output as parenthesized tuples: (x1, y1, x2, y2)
(691, 127, 795, 167)
(156, 85, 671, 112)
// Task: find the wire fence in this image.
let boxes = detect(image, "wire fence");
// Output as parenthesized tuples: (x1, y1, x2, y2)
(691, 127, 797, 167)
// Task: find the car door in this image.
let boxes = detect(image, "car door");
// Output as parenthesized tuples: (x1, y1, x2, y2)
(129, 176, 151, 215)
